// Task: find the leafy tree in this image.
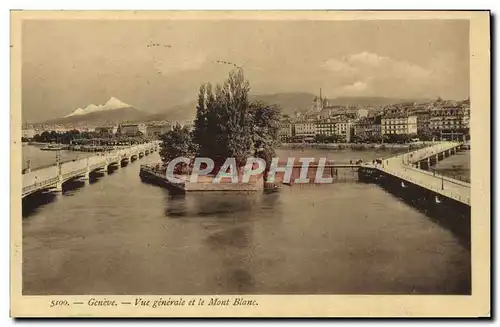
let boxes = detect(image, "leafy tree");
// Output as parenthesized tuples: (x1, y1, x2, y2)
(417, 129, 433, 141)
(193, 83, 210, 157)
(161, 68, 280, 179)
(249, 101, 281, 167)
(40, 131, 50, 142)
(159, 124, 195, 168)
(325, 134, 344, 143)
(383, 133, 413, 144)
(195, 68, 253, 168)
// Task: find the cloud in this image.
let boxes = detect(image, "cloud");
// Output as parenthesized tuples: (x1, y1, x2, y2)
(348, 52, 385, 66)
(323, 58, 354, 73)
(322, 52, 436, 98)
(341, 81, 369, 95)
(325, 52, 431, 79)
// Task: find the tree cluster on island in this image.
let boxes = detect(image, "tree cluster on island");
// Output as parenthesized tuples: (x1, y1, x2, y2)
(159, 68, 281, 176)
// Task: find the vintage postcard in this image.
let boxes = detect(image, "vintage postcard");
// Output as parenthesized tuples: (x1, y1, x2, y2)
(11, 10, 490, 317)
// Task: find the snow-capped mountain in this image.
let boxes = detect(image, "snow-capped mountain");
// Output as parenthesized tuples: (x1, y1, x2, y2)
(65, 97, 133, 117)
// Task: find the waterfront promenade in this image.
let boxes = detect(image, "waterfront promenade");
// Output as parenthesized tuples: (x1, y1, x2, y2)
(22, 141, 160, 198)
(364, 142, 470, 206)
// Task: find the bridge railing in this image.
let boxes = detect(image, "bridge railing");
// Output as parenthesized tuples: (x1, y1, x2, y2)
(22, 176, 60, 195)
(22, 165, 59, 189)
(380, 167, 470, 205)
(405, 142, 461, 164)
(22, 142, 157, 195)
(400, 165, 471, 188)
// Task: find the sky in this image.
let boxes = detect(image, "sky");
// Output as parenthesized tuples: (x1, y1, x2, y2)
(21, 19, 470, 122)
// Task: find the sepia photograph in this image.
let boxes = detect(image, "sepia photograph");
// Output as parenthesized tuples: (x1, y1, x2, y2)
(10, 10, 490, 317)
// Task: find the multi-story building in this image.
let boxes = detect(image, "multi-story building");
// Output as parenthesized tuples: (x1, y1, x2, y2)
(428, 101, 470, 141)
(315, 116, 353, 142)
(315, 119, 336, 136)
(294, 121, 317, 140)
(353, 116, 382, 139)
(381, 114, 418, 135)
(429, 105, 466, 132)
(406, 105, 431, 137)
(461, 100, 470, 130)
(278, 120, 293, 142)
(334, 120, 353, 142)
(333, 107, 369, 119)
(118, 123, 147, 136)
(146, 123, 173, 138)
(383, 102, 414, 116)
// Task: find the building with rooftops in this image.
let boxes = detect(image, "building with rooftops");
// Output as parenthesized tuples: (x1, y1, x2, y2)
(381, 113, 417, 135)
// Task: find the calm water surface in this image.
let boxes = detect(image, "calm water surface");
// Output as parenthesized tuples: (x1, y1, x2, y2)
(22, 146, 471, 295)
(22, 144, 93, 170)
(432, 150, 470, 182)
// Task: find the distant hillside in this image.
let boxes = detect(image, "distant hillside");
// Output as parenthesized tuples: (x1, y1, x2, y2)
(146, 103, 198, 122)
(43, 107, 149, 125)
(147, 92, 318, 122)
(327, 96, 432, 108)
(147, 93, 431, 122)
(251, 92, 318, 115)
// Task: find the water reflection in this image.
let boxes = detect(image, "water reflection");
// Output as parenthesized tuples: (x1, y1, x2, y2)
(163, 191, 187, 217)
(207, 225, 251, 249)
(376, 181, 471, 250)
(22, 192, 57, 217)
(163, 191, 266, 219)
(22, 171, 109, 217)
(161, 190, 271, 293)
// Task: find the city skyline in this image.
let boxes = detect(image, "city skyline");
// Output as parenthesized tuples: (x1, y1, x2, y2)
(22, 19, 470, 122)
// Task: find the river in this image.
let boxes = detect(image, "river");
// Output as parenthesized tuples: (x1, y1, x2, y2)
(22, 146, 471, 295)
(431, 150, 471, 182)
(22, 143, 94, 170)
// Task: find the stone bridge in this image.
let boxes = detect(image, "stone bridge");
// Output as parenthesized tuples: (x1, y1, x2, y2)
(360, 141, 470, 206)
(22, 141, 160, 198)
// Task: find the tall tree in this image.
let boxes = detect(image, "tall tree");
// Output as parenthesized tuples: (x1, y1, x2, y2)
(161, 68, 280, 178)
(194, 83, 209, 157)
(196, 68, 254, 168)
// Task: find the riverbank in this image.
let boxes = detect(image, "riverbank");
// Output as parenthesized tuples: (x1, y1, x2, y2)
(67, 145, 116, 152)
(280, 142, 428, 150)
(139, 164, 266, 193)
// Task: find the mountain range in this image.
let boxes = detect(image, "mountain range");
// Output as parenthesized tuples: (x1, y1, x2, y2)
(41, 93, 432, 125)
(43, 97, 149, 125)
(65, 97, 132, 117)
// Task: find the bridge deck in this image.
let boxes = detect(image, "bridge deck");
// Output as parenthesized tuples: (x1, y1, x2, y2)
(22, 141, 159, 198)
(365, 142, 470, 205)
